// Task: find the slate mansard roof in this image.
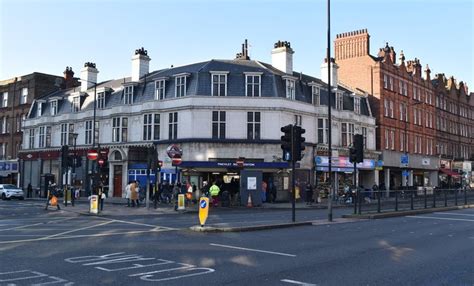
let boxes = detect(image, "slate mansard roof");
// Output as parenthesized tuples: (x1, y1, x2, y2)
(28, 59, 372, 118)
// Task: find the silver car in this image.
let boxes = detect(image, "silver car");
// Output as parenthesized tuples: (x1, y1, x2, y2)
(0, 184, 25, 200)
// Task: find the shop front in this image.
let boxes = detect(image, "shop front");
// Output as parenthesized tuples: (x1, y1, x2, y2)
(314, 156, 377, 192)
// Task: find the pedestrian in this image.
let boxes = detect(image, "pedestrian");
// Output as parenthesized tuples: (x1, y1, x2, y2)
(305, 183, 313, 205)
(134, 181, 141, 207)
(261, 180, 268, 203)
(172, 183, 180, 211)
(45, 183, 60, 211)
(209, 182, 220, 207)
(125, 181, 131, 207)
(99, 188, 106, 211)
(27, 183, 33, 198)
(130, 181, 138, 207)
(269, 183, 277, 203)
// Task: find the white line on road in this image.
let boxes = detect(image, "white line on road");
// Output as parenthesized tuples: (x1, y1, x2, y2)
(209, 243, 296, 257)
(406, 216, 474, 222)
(433, 212, 474, 217)
(281, 278, 317, 285)
(0, 222, 43, 232)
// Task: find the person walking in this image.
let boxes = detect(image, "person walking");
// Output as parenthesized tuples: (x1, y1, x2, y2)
(269, 183, 277, 203)
(130, 181, 138, 207)
(125, 182, 131, 207)
(27, 183, 33, 198)
(305, 183, 313, 205)
(45, 183, 60, 211)
(209, 182, 220, 207)
(261, 180, 268, 203)
(172, 183, 180, 211)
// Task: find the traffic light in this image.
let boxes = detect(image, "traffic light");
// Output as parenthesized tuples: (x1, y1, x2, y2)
(281, 124, 293, 162)
(349, 146, 357, 163)
(293, 126, 306, 161)
(148, 146, 160, 170)
(61, 145, 69, 169)
(354, 134, 364, 163)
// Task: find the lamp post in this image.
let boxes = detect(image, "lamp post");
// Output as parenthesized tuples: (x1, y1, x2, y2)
(326, 0, 333, 222)
(79, 79, 98, 195)
(71, 133, 78, 181)
(403, 100, 423, 188)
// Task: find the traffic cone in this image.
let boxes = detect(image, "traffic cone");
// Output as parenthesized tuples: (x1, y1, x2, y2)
(247, 193, 253, 208)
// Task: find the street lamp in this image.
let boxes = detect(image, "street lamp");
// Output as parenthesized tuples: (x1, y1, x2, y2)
(403, 100, 423, 188)
(71, 132, 78, 181)
(326, 0, 334, 222)
(78, 78, 98, 195)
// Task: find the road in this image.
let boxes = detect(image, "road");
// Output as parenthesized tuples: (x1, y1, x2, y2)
(0, 200, 473, 285)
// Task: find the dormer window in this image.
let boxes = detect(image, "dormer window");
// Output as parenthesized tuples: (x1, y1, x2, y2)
(50, 100, 58, 116)
(245, 72, 262, 97)
(211, 72, 228, 96)
(336, 92, 343, 110)
(37, 102, 42, 117)
(311, 85, 320, 106)
(282, 76, 296, 100)
(155, 79, 166, 100)
(21, 88, 28, 104)
(124, 86, 134, 104)
(97, 92, 105, 109)
(354, 96, 361, 114)
(72, 96, 80, 112)
(175, 76, 187, 97)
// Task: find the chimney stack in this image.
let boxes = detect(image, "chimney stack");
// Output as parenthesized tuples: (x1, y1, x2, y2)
(132, 47, 151, 82)
(63, 66, 75, 89)
(80, 62, 98, 92)
(271, 41, 294, 74)
(235, 39, 250, 60)
(320, 57, 339, 88)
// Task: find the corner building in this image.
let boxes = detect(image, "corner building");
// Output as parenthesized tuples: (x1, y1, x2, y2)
(334, 29, 439, 189)
(20, 41, 377, 202)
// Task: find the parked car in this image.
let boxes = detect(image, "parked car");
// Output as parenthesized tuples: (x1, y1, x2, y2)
(0, 184, 25, 200)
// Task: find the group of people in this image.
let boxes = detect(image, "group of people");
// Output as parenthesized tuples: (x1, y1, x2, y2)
(125, 180, 142, 207)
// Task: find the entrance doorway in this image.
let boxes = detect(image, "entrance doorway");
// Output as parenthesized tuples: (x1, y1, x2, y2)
(113, 165, 123, 197)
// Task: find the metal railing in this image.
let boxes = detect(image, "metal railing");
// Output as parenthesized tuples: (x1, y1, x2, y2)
(352, 188, 474, 215)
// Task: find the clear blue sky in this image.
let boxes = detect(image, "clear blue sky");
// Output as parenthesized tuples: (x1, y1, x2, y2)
(1, 0, 473, 88)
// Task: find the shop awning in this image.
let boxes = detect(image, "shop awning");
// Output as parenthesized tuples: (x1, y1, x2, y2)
(439, 168, 460, 177)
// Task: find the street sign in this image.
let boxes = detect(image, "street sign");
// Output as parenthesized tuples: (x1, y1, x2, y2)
(98, 159, 105, 167)
(172, 157, 182, 166)
(400, 154, 409, 166)
(402, 170, 410, 177)
(199, 197, 209, 226)
(166, 144, 183, 159)
(87, 149, 99, 161)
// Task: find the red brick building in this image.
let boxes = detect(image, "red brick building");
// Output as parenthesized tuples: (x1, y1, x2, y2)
(432, 74, 473, 187)
(334, 29, 442, 189)
(0, 69, 77, 184)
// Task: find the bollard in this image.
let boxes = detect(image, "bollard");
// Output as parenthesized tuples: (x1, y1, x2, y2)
(353, 190, 357, 215)
(377, 191, 381, 213)
(433, 189, 436, 208)
(410, 191, 414, 210)
(395, 191, 398, 211)
(357, 189, 362, 215)
(464, 188, 468, 205)
(444, 189, 447, 207)
(455, 188, 458, 206)
(424, 188, 427, 209)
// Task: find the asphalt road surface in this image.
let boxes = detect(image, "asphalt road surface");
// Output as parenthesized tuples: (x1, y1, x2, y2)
(0, 200, 473, 285)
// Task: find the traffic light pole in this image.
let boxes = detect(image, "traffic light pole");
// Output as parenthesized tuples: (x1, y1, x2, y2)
(289, 124, 296, 222)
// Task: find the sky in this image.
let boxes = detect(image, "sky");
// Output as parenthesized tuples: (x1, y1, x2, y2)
(1, 0, 473, 88)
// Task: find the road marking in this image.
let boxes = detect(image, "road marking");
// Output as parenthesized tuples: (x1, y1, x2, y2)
(433, 212, 474, 217)
(209, 243, 296, 257)
(281, 278, 317, 285)
(406, 216, 474, 222)
(0, 270, 72, 285)
(0, 222, 44, 232)
(95, 217, 177, 230)
(42, 221, 113, 239)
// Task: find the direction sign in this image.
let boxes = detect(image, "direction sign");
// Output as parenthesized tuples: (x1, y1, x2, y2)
(87, 149, 99, 161)
(400, 154, 409, 166)
(199, 197, 209, 226)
